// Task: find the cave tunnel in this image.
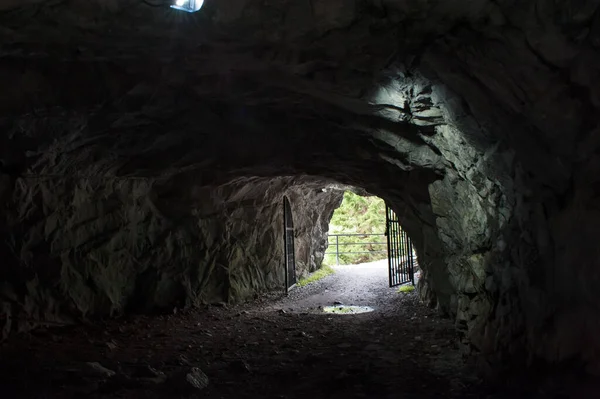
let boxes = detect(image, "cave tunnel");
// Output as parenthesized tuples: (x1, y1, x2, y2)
(1, 0, 600, 397)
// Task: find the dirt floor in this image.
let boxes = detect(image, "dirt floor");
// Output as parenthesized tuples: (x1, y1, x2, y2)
(0, 261, 595, 398)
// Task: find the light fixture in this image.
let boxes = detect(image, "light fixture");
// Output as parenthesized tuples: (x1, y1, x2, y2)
(170, 0, 204, 12)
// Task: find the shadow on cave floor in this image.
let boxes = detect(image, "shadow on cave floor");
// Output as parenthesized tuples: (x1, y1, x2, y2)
(0, 263, 587, 399)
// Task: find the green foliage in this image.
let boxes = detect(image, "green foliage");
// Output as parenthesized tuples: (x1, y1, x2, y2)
(297, 265, 335, 287)
(397, 285, 415, 293)
(325, 191, 387, 265)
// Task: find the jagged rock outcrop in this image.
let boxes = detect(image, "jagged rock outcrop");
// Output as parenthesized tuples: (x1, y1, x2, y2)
(0, 173, 343, 338)
(286, 186, 345, 276)
(1, 0, 599, 377)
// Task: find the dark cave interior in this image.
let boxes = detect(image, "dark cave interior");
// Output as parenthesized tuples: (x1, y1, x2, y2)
(1, 0, 600, 397)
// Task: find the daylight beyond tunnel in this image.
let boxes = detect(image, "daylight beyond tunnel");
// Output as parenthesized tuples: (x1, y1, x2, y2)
(1, 0, 600, 378)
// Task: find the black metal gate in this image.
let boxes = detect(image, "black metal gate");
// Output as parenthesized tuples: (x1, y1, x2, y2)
(385, 204, 415, 287)
(283, 196, 297, 291)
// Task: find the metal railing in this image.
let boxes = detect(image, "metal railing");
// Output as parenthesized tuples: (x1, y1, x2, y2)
(326, 233, 387, 265)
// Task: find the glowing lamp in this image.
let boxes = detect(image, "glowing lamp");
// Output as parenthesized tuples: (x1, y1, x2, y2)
(171, 0, 204, 12)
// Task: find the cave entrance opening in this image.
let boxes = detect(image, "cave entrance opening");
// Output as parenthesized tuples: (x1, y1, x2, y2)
(325, 191, 387, 266)
(324, 191, 417, 288)
(283, 196, 297, 292)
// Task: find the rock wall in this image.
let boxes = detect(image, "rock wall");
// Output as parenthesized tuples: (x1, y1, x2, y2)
(0, 173, 343, 339)
(287, 187, 344, 276)
(416, 1, 600, 374)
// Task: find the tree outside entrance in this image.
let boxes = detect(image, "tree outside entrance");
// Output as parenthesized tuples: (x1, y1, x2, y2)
(325, 191, 386, 265)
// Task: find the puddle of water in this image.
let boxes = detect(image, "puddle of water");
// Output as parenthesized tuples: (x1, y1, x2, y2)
(322, 305, 374, 315)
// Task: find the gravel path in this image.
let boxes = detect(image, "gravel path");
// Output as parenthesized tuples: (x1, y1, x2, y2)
(268, 259, 416, 313)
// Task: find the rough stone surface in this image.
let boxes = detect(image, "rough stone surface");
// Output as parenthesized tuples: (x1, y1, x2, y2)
(0, 0, 599, 377)
(0, 175, 343, 337)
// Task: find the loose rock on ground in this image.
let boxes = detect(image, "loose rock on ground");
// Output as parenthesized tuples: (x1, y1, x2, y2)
(0, 261, 590, 398)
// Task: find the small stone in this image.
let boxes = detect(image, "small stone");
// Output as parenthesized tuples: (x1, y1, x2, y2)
(415, 336, 422, 341)
(169, 367, 209, 392)
(135, 365, 162, 378)
(185, 367, 209, 390)
(136, 366, 167, 384)
(106, 340, 118, 350)
(333, 301, 343, 305)
(86, 362, 116, 378)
